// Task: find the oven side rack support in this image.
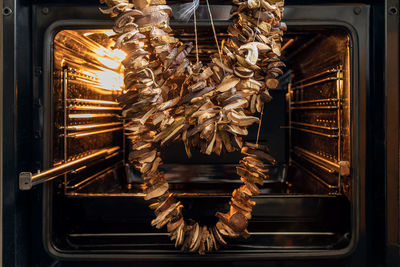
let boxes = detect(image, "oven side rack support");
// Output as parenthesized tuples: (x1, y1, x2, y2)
(288, 65, 351, 193)
(18, 146, 120, 190)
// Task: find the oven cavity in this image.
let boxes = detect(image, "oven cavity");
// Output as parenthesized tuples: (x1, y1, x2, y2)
(21, 25, 353, 254)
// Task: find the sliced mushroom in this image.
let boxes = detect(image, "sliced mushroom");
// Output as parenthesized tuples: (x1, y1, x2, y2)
(216, 221, 239, 237)
(144, 181, 169, 200)
(261, 89, 273, 103)
(234, 66, 254, 79)
(223, 98, 248, 110)
(167, 217, 184, 232)
(187, 115, 220, 137)
(133, 0, 151, 9)
(240, 177, 260, 195)
(153, 117, 185, 143)
(237, 79, 263, 91)
(151, 201, 182, 229)
(160, 123, 188, 146)
(238, 42, 264, 66)
(228, 212, 249, 233)
(216, 75, 241, 93)
(189, 223, 201, 251)
(198, 67, 214, 81)
(189, 80, 207, 92)
(227, 111, 259, 127)
(237, 166, 264, 185)
(200, 123, 215, 141)
(222, 94, 244, 106)
(242, 146, 277, 165)
(266, 78, 279, 89)
(113, 10, 142, 33)
(212, 225, 227, 246)
(205, 128, 217, 155)
(223, 124, 248, 136)
(175, 222, 185, 247)
(220, 129, 236, 153)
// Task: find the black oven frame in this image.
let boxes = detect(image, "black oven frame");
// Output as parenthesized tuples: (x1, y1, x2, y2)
(2, 0, 394, 266)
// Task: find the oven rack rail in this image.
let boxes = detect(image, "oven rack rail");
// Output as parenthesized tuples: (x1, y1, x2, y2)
(60, 67, 124, 139)
(19, 146, 121, 190)
(288, 66, 350, 192)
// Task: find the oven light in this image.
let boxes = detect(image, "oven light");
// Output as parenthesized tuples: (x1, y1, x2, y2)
(69, 114, 96, 118)
(69, 113, 117, 119)
(95, 69, 124, 91)
(82, 30, 115, 37)
(111, 49, 127, 61)
(80, 70, 96, 78)
(93, 48, 126, 69)
(93, 47, 107, 57)
(96, 56, 121, 70)
(103, 30, 116, 37)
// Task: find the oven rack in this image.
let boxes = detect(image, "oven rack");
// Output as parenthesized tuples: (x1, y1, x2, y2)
(288, 66, 350, 193)
(19, 30, 127, 191)
(19, 146, 121, 190)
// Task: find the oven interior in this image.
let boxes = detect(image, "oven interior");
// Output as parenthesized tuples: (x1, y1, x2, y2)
(48, 24, 352, 254)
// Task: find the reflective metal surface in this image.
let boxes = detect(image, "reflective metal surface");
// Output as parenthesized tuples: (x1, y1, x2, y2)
(19, 146, 120, 190)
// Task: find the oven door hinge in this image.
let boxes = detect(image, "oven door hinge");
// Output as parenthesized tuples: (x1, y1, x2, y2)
(33, 98, 43, 139)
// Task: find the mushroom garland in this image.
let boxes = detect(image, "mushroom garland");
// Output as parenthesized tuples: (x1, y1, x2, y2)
(100, 0, 285, 254)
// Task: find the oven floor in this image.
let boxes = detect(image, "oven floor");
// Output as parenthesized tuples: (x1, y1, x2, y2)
(50, 190, 351, 254)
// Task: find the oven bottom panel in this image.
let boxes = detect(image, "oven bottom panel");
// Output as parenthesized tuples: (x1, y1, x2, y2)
(48, 191, 351, 254)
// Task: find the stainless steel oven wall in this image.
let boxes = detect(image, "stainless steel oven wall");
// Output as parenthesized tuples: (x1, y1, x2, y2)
(52, 29, 125, 195)
(46, 26, 356, 255)
(286, 29, 351, 196)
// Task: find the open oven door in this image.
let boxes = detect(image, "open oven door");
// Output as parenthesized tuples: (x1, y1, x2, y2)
(385, 0, 400, 265)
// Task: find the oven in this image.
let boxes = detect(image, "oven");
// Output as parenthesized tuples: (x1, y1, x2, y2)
(1, 0, 398, 266)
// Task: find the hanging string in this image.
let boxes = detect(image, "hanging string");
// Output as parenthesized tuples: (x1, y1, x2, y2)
(205, 0, 224, 74)
(171, 0, 200, 22)
(193, 7, 200, 65)
(256, 105, 264, 145)
(254, 4, 264, 146)
(253, 5, 262, 42)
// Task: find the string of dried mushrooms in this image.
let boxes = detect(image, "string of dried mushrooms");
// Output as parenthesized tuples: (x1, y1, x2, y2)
(99, 0, 285, 254)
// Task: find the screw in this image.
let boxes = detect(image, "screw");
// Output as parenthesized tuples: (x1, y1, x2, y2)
(2, 7, 12, 16)
(389, 7, 398, 15)
(344, 232, 351, 240)
(42, 7, 49, 15)
(35, 67, 43, 76)
(353, 7, 362, 15)
(34, 130, 42, 139)
(34, 99, 42, 108)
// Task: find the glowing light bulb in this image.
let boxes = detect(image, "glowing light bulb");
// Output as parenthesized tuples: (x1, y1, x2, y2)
(112, 49, 127, 61)
(103, 30, 116, 37)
